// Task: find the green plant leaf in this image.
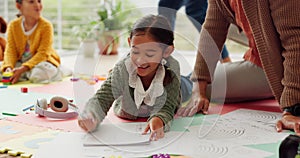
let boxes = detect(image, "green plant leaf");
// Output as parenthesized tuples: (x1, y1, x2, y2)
(97, 9, 108, 20)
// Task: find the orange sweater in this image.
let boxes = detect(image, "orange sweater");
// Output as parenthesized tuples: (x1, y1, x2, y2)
(1, 16, 60, 72)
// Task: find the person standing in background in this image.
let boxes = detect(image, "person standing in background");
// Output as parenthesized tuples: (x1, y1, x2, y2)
(158, 0, 231, 62)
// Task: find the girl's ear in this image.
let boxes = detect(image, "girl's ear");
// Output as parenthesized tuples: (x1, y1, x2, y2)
(16, 3, 21, 10)
(163, 45, 174, 58)
(127, 37, 131, 47)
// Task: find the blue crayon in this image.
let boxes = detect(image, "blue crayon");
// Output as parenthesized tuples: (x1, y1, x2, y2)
(22, 105, 35, 111)
(0, 85, 8, 88)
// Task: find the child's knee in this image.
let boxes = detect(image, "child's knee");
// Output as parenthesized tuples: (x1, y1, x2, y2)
(29, 62, 62, 83)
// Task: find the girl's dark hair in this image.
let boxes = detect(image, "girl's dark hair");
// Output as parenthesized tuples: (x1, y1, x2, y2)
(0, 17, 7, 33)
(16, 0, 22, 4)
(130, 15, 176, 85)
(129, 14, 174, 47)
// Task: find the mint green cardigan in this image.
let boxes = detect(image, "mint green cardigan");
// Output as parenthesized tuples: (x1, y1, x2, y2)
(83, 55, 181, 131)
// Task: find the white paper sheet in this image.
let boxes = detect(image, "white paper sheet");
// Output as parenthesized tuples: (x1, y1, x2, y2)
(35, 109, 291, 158)
(83, 122, 150, 146)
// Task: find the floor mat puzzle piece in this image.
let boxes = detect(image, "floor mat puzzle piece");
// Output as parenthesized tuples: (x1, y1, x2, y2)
(29, 79, 103, 98)
(245, 141, 282, 158)
(6, 108, 147, 132)
(209, 99, 281, 115)
(29, 80, 75, 98)
(6, 113, 84, 132)
(0, 130, 60, 156)
(0, 76, 73, 89)
(5, 99, 281, 133)
(1, 80, 44, 88)
(29, 79, 104, 112)
(0, 120, 47, 142)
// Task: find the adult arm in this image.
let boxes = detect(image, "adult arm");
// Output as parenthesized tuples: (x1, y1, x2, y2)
(269, 0, 300, 133)
(177, 81, 210, 116)
(177, 0, 230, 116)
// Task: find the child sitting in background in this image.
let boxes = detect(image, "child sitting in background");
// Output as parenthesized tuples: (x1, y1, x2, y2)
(78, 14, 192, 141)
(0, 16, 7, 61)
(1, 0, 69, 84)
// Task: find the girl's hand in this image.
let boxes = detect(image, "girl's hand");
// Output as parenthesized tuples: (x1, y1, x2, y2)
(11, 66, 29, 84)
(276, 112, 300, 134)
(78, 113, 99, 132)
(142, 117, 164, 141)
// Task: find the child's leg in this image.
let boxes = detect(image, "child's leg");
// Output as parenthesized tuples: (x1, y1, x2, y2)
(220, 45, 231, 63)
(28, 62, 63, 83)
(181, 73, 193, 103)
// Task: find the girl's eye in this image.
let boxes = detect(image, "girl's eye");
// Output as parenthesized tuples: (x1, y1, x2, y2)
(28, 0, 41, 3)
(146, 54, 155, 57)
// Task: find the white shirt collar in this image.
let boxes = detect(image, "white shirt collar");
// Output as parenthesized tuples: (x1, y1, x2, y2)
(21, 17, 38, 36)
(125, 58, 166, 109)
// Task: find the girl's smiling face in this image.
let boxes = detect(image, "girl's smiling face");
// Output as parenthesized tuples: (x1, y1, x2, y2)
(129, 34, 165, 78)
